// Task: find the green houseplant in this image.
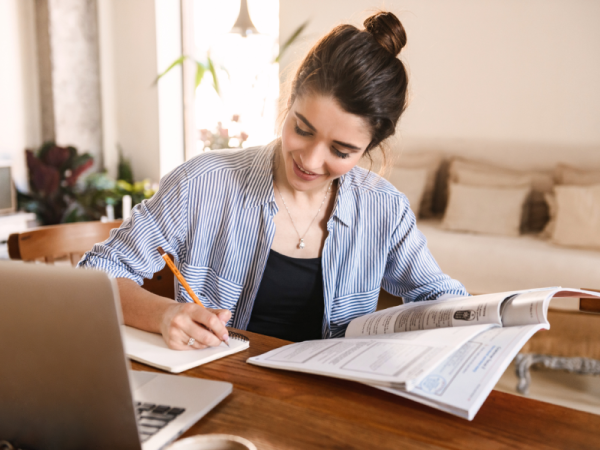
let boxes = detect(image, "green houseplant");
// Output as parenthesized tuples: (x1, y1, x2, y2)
(18, 142, 94, 225)
(19, 142, 157, 225)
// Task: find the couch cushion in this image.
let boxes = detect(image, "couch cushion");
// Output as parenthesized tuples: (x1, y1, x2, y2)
(442, 182, 530, 236)
(386, 167, 428, 217)
(419, 219, 600, 295)
(359, 151, 442, 218)
(555, 164, 600, 186)
(394, 152, 443, 218)
(551, 184, 600, 250)
(448, 159, 553, 232)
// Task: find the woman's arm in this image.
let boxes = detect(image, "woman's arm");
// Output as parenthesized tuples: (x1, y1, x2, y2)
(117, 278, 231, 350)
(382, 196, 469, 302)
(79, 165, 231, 349)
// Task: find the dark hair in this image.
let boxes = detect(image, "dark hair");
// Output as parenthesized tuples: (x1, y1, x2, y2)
(290, 11, 408, 155)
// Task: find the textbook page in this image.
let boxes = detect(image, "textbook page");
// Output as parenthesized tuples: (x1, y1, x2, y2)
(247, 324, 496, 390)
(499, 288, 600, 326)
(345, 291, 519, 338)
(376, 324, 547, 420)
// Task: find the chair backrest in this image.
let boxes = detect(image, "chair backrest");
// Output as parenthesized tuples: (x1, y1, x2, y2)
(8, 221, 122, 265)
(8, 221, 175, 299)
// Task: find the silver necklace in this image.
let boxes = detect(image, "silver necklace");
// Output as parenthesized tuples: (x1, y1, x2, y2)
(274, 181, 333, 249)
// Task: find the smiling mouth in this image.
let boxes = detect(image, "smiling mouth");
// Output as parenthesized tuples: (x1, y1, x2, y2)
(294, 159, 321, 176)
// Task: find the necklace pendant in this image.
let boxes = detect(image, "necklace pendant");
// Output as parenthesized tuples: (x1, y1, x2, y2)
(298, 238, 305, 249)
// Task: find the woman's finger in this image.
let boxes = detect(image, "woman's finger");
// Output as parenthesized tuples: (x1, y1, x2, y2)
(180, 313, 223, 347)
(160, 303, 229, 349)
(207, 308, 232, 325)
(183, 331, 208, 349)
(163, 325, 195, 350)
(188, 307, 230, 344)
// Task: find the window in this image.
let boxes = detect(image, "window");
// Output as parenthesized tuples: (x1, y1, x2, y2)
(190, 0, 280, 156)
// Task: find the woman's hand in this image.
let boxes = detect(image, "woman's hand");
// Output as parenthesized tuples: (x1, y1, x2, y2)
(159, 302, 232, 350)
(116, 277, 232, 351)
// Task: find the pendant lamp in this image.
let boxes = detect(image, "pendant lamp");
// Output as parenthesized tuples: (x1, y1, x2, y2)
(230, 0, 258, 37)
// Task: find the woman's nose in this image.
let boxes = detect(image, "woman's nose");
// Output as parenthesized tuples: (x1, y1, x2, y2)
(299, 142, 327, 172)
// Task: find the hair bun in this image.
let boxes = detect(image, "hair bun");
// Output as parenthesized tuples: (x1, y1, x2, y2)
(364, 12, 406, 56)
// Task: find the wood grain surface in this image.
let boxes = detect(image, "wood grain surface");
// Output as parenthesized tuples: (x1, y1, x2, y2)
(580, 289, 600, 314)
(130, 330, 600, 450)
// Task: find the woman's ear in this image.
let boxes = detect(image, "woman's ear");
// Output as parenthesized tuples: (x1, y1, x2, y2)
(287, 97, 292, 109)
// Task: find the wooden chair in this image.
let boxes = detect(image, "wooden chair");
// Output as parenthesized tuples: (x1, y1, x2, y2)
(7, 221, 175, 299)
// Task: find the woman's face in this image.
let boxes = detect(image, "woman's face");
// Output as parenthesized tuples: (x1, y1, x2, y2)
(280, 94, 372, 193)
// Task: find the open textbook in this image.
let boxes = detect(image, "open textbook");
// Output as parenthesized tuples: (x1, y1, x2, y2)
(247, 287, 600, 420)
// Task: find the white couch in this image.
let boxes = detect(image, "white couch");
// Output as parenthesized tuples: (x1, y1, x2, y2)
(419, 219, 600, 309)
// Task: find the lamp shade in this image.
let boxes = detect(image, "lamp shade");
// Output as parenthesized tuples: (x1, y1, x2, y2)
(230, 0, 258, 37)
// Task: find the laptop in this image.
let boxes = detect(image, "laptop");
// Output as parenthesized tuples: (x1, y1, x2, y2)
(0, 262, 232, 450)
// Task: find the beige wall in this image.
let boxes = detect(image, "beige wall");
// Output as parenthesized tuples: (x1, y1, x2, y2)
(0, 0, 41, 191)
(280, 0, 600, 171)
(98, 0, 161, 182)
(97, 0, 184, 182)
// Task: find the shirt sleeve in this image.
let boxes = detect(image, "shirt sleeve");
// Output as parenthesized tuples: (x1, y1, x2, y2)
(77, 165, 190, 285)
(381, 195, 469, 302)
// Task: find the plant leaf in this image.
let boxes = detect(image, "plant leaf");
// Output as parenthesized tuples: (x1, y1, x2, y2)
(155, 55, 186, 84)
(275, 20, 309, 63)
(207, 55, 220, 96)
(195, 61, 206, 90)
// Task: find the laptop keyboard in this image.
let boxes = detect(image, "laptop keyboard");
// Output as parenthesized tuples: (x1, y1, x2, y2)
(135, 402, 186, 443)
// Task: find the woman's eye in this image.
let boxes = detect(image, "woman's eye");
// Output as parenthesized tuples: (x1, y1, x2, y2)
(333, 147, 350, 159)
(294, 124, 312, 137)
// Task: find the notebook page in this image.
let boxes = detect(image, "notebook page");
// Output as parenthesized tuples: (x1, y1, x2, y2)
(123, 326, 249, 373)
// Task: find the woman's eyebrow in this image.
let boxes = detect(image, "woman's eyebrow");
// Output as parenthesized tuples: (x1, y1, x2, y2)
(333, 140, 362, 151)
(296, 112, 363, 151)
(295, 112, 317, 132)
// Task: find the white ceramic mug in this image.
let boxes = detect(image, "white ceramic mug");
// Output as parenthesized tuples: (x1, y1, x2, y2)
(166, 434, 257, 450)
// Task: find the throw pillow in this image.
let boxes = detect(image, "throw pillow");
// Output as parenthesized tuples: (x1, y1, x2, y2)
(550, 184, 600, 250)
(448, 159, 552, 232)
(395, 152, 443, 218)
(386, 167, 429, 217)
(450, 159, 553, 193)
(442, 182, 531, 237)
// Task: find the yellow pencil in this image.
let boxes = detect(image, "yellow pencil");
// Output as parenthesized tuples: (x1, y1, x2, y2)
(157, 247, 229, 347)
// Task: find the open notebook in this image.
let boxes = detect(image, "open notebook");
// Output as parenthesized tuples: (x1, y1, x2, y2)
(123, 326, 250, 373)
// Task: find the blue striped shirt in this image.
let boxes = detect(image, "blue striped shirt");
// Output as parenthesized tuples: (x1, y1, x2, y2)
(79, 143, 468, 338)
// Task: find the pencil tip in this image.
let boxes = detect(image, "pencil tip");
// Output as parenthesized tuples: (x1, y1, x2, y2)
(157, 247, 165, 255)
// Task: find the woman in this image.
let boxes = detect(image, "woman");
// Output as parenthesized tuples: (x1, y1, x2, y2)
(79, 11, 468, 349)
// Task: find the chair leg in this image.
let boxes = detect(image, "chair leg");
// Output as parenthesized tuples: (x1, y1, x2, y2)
(515, 353, 536, 395)
(515, 353, 600, 396)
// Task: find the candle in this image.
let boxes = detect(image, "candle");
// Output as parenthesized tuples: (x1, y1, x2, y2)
(106, 204, 115, 221)
(122, 195, 132, 220)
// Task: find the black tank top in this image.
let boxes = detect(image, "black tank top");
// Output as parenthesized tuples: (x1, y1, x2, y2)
(247, 249, 324, 342)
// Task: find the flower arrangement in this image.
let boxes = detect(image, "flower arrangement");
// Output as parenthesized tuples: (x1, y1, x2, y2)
(199, 117, 248, 151)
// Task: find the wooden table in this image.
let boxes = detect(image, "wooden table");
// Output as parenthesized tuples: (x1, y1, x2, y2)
(131, 330, 600, 450)
(580, 288, 600, 313)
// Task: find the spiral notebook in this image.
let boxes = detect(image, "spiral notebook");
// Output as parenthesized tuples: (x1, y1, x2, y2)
(123, 326, 250, 373)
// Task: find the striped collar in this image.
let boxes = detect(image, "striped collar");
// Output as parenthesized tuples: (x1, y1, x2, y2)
(242, 143, 276, 210)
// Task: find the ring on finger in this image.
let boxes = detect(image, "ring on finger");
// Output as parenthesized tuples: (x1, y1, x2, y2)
(187, 337, 195, 346)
